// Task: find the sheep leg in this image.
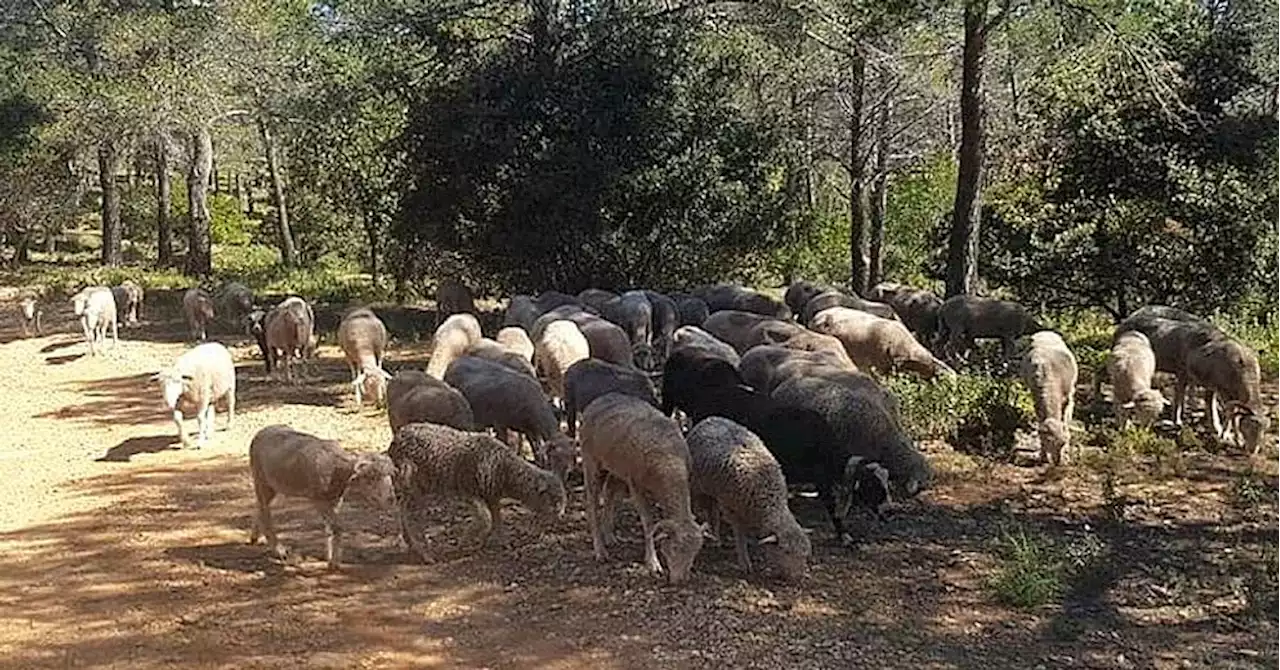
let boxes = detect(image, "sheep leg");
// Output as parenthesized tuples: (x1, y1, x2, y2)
(173, 410, 191, 449)
(317, 502, 343, 569)
(252, 486, 284, 558)
(819, 486, 852, 547)
(599, 476, 622, 545)
(1206, 390, 1225, 439)
(631, 487, 663, 575)
(582, 462, 609, 561)
(469, 498, 494, 550)
(1173, 376, 1187, 425)
(397, 477, 431, 562)
(486, 498, 506, 546)
(111, 318, 118, 350)
(225, 392, 235, 430)
(731, 521, 753, 574)
(195, 403, 212, 448)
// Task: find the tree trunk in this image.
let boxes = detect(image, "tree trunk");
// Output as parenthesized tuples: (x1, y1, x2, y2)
(98, 141, 123, 267)
(944, 0, 988, 298)
(258, 118, 296, 267)
(235, 173, 249, 214)
(185, 126, 213, 276)
(847, 54, 868, 296)
(155, 136, 172, 267)
(869, 78, 892, 288)
(210, 152, 219, 194)
(246, 175, 256, 216)
(362, 211, 380, 284)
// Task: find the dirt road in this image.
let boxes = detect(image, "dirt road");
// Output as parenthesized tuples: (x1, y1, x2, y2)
(0, 297, 1274, 669)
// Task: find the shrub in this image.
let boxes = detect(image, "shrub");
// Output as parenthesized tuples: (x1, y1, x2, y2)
(886, 373, 1034, 459)
(209, 194, 258, 246)
(988, 528, 1065, 609)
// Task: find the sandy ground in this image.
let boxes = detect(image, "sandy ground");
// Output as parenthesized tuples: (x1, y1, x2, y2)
(0, 294, 1275, 669)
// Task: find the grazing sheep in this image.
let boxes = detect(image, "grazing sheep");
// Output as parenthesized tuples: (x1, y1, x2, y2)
(601, 291, 655, 364)
(182, 287, 216, 341)
(535, 320, 591, 403)
(152, 342, 236, 448)
(216, 281, 255, 331)
(111, 280, 143, 326)
(248, 425, 396, 569)
(801, 291, 898, 324)
(72, 286, 118, 356)
(686, 417, 811, 580)
(784, 280, 834, 317)
(878, 285, 944, 345)
(390, 422, 566, 558)
(696, 284, 791, 320)
(465, 338, 538, 378)
(642, 290, 679, 364)
(770, 330, 858, 368)
(577, 288, 619, 314)
(578, 393, 706, 583)
(866, 282, 908, 303)
(503, 295, 540, 331)
(1186, 338, 1265, 453)
(437, 278, 476, 315)
(426, 313, 483, 379)
(810, 307, 954, 379)
(337, 308, 392, 408)
(19, 296, 40, 337)
(563, 358, 659, 438)
(579, 317, 635, 368)
(1020, 331, 1078, 465)
(702, 310, 789, 354)
(661, 347, 748, 417)
(936, 295, 1042, 364)
(265, 296, 316, 383)
(670, 292, 711, 327)
(1115, 311, 1225, 424)
(496, 326, 536, 363)
(530, 303, 589, 344)
(444, 356, 577, 480)
(739, 345, 855, 396)
(744, 318, 809, 351)
(672, 325, 742, 366)
(386, 370, 475, 432)
(1107, 331, 1168, 429)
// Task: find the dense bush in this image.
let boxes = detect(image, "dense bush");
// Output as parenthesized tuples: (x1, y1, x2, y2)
(208, 194, 257, 246)
(886, 373, 1034, 459)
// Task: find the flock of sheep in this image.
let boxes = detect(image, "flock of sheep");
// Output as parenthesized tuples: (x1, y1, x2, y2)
(16, 276, 1268, 584)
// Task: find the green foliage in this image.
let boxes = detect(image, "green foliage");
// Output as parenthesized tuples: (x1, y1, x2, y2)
(886, 373, 1034, 458)
(0, 262, 195, 299)
(1212, 309, 1280, 381)
(208, 194, 257, 246)
(212, 244, 385, 304)
(884, 151, 955, 288)
(988, 528, 1065, 609)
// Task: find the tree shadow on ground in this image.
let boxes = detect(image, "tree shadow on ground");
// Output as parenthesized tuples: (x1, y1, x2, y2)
(97, 434, 180, 462)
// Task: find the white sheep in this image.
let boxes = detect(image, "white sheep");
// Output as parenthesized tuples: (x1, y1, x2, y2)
(426, 313, 482, 379)
(337, 307, 392, 408)
(1019, 331, 1078, 465)
(153, 342, 236, 448)
(464, 338, 538, 378)
(686, 417, 811, 581)
(1186, 338, 1266, 453)
(496, 326, 536, 363)
(72, 286, 118, 356)
(535, 320, 591, 404)
(1107, 331, 1168, 429)
(578, 392, 706, 584)
(809, 307, 954, 379)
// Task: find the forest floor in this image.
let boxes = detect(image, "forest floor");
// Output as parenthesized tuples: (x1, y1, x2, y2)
(0, 289, 1275, 669)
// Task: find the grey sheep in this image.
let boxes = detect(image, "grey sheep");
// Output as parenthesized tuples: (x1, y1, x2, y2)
(1107, 331, 1168, 429)
(153, 342, 236, 448)
(337, 307, 392, 408)
(695, 283, 791, 320)
(496, 326, 536, 363)
(642, 290, 679, 365)
(386, 369, 475, 433)
(390, 422, 566, 558)
(111, 280, 143, 326)
(72, 286, 118, 356)
(936, 295, 1042, 364)
(444, 356, 577, 480)
(534, 290, 583, 313)
(579, 317, 635, 368)
(426, 312, 483, 379)
(465, 338, 538, 378)
(686, 417, 811, 581)
(248, 424, 396, 569)
(19, 296, 41, 337)
(265, 296, 316, 383)
(182, 287, 216, 341)
(1186, 338, 1266, 453)
(740, 345, 856, 395)
(535, 319, 591, 403)
(216, 281, 255, 331)
(800, 290, 898, 325)
(601, 291, 655, 363)
(563, 358, 659, 438)
(579, 393, 706, 584)
(871, 283, 943, 344)
(672, 325, 742, 366)
(577, 288, 619, 314)
(784, 280, 834, 316)
(670, 292, 710, 327)
(810, 307, 954, 380)
(702, 310, 789, 354)
(1019, 331, 1078, 465)
(503, 295, 540, 331)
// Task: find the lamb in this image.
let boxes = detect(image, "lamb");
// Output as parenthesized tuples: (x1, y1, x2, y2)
(265, 296, 316, 383)
(686, 417, 811, 580)
(810, 307, 954, 379)
(503, 295, 540, 331)
(671, 325, 741, 366)
(1185, 338, 1265, 453)
(563, 358, 659, 438)
(182, 287, 216, 341)
(111, 280, 143, 326)
(444, 356, 577, 480)
(386, 369, 475, 432)
(936, 295, 1042, 364)
(496, 326, 536, 362)
(426, 313, 483, 379)
(784, 280, 834, 317)
(390, 422, 566, 559)
(19, 296, 40, 337)
(216, 281, 255, 331)
(337, 308, 392, 408)
(800, 290, 898, 324)
(695, 283, 791, 320)
(1019, 331, 1078, 466)
(1107, 331, 1168, 429)
(739, 345, 855, 395)
(72, 286, 118, 356)
(577, 288, 618, 314)
(152, 342, 236, 448)
(601, 291, 654, 363)
(578, 393, 706, 583)
(248, 425, 396, 569)
(535, 319, 591, 403)
(464, 338, 538, 378)
(669, 292, 710, 326)
(702, 310, 790, 354)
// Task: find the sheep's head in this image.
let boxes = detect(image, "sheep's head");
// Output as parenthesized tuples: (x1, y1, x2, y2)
(891, 447, 932, 500)
(545, 434, 578, 483)
(1038, 418, 1070, 463)
(243, 309, 267, 337)
(759, 523, 812, 582)
(151, 369, 193, 410)
(1123, 389, 1169, 426)
(838, 456, 892, 521)
(652, 518, 705, 585)
(527, 470, 567, 520)
(350, 452, 397, 509)
(354, 367, 393, 407)
(71, 291, 89, 316)
(20, 298, 37, 320)
(1235, 406, 1265, 454)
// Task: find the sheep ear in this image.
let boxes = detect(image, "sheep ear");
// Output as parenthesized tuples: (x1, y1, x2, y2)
(759, 534, 778, 545)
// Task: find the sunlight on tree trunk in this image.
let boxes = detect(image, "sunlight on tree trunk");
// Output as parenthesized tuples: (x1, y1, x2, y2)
(945, 0, 988, 298)
(848, 53, 868, 295)
(185, 127, 213, 277)
(258, 118, 296, 268)
(98, 141, 122, 267)
(155, 136, 172, 267)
